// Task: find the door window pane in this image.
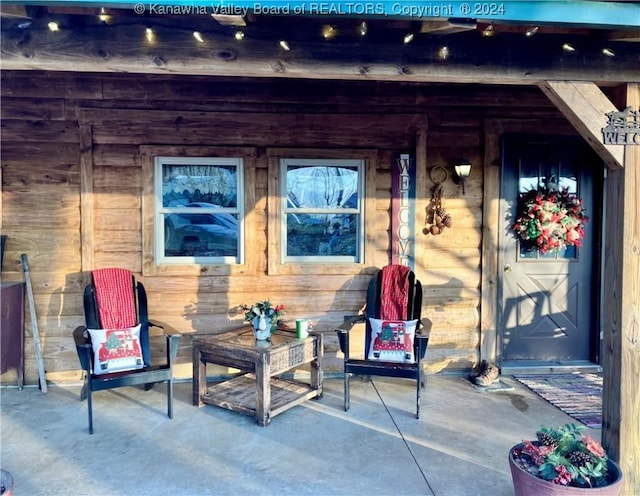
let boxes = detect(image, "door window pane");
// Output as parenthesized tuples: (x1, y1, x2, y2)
(518, 156, 540, 193)
(517, 150, 580, 260)
(558, 158, 577, 194)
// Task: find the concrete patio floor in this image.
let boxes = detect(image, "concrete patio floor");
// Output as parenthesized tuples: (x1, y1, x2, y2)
(0, 374, 598, 496)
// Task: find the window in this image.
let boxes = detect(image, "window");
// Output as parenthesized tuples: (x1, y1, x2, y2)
(154, 157, 244, 265)
(280, 158, 364, 263)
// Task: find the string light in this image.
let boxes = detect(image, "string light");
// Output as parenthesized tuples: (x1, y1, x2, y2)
(482, 24, 495, 37)
(322, 25, 336, 39)
(20, 15, 627, 68)
(525, 26, 539, 37)
(98, 8, 110, 23)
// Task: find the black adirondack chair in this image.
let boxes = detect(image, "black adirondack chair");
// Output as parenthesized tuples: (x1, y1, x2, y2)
(335, 265, 432, 418)
(73, 268, 181, 434)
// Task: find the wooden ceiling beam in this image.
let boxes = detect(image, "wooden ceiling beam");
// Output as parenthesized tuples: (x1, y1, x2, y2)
(0, 5, 31, 19)
(538, 81, 624, 169)
(608, 29, 640, 42)
(2, 23, 638, 85)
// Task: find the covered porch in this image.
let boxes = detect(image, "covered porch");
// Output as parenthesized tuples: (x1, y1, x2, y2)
(0, 375, 601, 495)
(1, 2, 638, 493)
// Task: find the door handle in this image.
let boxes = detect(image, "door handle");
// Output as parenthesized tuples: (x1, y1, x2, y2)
(504, 264, 513, 273)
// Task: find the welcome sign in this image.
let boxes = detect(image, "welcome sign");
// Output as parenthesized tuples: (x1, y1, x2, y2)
(391, 154, 416, 269)
(602, 106, 640, 145)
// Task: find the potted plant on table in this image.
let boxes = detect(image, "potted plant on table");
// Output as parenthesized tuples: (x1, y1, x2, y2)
(509, 423, 623, 495)
(240, 300, 285, 340)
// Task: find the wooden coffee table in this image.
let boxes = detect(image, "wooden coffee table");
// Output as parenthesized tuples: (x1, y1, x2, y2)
(192, 327, 323, 426)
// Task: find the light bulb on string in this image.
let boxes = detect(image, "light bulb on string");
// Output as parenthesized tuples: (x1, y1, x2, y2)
(525, 26, 539, 37)
(482, 24, 495, 37)
(322, 25, 336, 39)
(98, 8, 110, 23)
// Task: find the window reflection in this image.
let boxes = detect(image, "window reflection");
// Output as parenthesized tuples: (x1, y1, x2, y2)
(156, 158, 242, 264)
(165, 211, 238, 257)
(287, 214, 358, 257)
(286, 165, 359, 210)
(283, 160, 363, 262)
(518, 156, 540, 193)
(162, 164, 238, 208)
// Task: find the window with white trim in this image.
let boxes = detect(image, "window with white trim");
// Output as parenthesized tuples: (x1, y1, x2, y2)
(154, 157, 244, 265)
(281, 158, 364, 263)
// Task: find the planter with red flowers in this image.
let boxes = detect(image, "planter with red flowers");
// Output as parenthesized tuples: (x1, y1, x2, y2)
(509, 423, 623, 495)
(512, 187, 588, 254)
(240, 300, 286, 340)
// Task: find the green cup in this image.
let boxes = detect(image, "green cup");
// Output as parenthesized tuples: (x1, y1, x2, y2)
(296, 319, 309, 339)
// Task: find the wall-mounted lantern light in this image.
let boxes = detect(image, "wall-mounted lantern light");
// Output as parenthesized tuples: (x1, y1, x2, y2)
(453, 159, 472, 194)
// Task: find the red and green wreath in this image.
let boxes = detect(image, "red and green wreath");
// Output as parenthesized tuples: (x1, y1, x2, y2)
(512, 187, 588, 254)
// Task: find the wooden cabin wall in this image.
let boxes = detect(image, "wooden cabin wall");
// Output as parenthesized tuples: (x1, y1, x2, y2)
(0, 70, 569, 384)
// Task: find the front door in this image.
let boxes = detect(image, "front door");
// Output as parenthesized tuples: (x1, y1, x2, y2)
(499, 136, 601, 367)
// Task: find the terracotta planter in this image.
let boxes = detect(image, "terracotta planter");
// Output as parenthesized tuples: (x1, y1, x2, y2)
(509, 444, 623, 496)
(1, 469, 14, 496)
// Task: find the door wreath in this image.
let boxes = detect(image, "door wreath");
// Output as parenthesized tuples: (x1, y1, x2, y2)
(512, 187, 588, 254)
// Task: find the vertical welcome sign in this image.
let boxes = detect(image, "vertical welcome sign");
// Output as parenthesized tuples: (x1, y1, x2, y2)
(391, 154, 416, 269)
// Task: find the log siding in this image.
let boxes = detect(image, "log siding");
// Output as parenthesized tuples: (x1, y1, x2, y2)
(1, 70, 578, 383)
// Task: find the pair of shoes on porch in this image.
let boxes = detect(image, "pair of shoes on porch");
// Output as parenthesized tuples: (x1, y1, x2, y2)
(470, 360, 500, 386)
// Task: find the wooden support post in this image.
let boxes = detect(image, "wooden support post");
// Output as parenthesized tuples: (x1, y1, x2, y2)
(480, 121, 502, 364)
(601, 83, 640, 495)
(414, 127, 428, 285)
(538, 81, 624, 169)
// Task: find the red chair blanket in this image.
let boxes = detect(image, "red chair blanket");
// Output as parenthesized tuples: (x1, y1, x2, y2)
(92, 268, 138, 329)
(380, 264, 410, 320)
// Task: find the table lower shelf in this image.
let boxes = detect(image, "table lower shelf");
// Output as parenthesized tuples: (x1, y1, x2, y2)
(201, 373, 319, 423)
